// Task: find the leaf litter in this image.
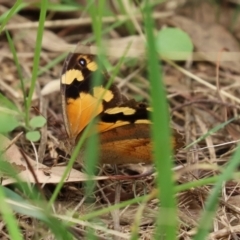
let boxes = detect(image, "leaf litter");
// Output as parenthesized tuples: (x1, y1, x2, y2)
(1, 0, 240, 239)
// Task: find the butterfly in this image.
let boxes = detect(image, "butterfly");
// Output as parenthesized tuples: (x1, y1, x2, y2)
(60, 44, 183, 164)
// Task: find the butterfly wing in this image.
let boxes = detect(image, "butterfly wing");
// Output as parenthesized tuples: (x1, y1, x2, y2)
(99, 123, 151, 164)
(61, 44, 124, 140)
(96, 100, 183, 164)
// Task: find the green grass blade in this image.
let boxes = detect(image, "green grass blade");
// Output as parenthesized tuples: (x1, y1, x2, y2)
(144, 1, 177, 239)
(47, 118, 99, 206)
(0, 0, 27, 33)
(65, 169, 240, 222)
(115, 0, 135, 34)
(175, 171, 240, 193)
(0, 186, 23, 240)
(194, 145, 240, 240)
(0, 161, 73, 239)
(26, 0, 48, 126)
(185, 116, 238, 149)
(38, 2, 83, 11)
(37, 52, 68, 76)
(88, 0, 105, 45)
(5, 31, 27, 110)
(82, 1, 105, 204)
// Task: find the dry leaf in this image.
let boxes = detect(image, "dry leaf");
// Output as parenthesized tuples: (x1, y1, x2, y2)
(0, 135, 108, 186)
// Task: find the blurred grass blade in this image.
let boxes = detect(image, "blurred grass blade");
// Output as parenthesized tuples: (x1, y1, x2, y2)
(144, 1, 177, 239)
(83, 2, 105, 230)
(0, 186, 23, 240)
(0, 0, 27, 33)
(38, 52, 68, 76)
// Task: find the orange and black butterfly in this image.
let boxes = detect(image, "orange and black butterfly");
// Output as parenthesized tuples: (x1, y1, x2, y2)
(60, 44, 183, 164)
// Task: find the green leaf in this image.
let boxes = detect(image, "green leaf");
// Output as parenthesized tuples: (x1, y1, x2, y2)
(26, 131, 41, 142)
(156, 27, 193, 60)
(0, 93, 18, 111)
(29, 116, 46, 129)
(0, 113, 20, 133)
